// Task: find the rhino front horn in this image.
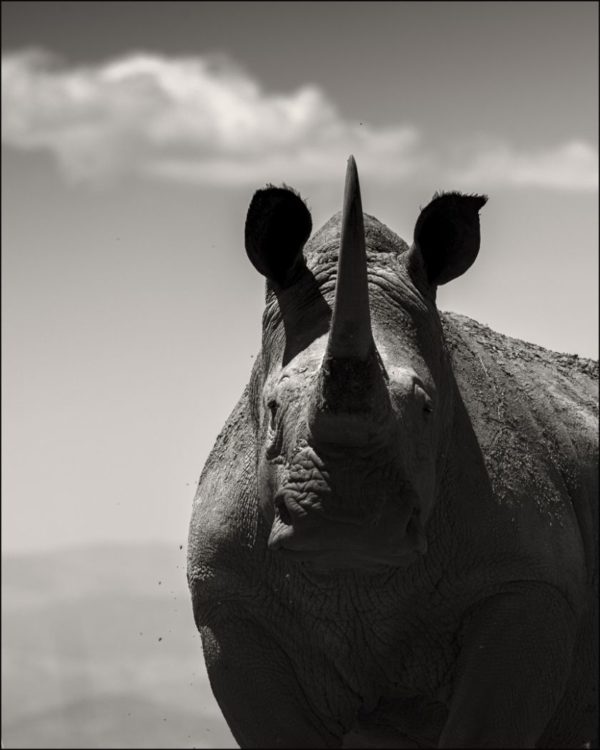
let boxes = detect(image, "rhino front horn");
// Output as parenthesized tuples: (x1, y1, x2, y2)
(308, 158, 388, 439)
(325, 155, 374, 360)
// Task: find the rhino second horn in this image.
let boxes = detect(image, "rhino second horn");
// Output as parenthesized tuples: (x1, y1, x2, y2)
(325, 156, 374, 361)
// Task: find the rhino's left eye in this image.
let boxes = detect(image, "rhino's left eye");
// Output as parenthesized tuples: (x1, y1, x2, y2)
(414, 384, 434, 414)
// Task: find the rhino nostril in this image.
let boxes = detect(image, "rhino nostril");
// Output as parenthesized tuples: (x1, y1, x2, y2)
(275, 497, 293, 526)
(406, 508, 427, 554)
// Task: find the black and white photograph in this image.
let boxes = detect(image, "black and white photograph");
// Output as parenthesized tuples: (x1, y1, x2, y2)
(2, 2, 598, 748)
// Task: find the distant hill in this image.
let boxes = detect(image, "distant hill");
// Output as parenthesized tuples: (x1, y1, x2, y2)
(1, 543, 237, 748)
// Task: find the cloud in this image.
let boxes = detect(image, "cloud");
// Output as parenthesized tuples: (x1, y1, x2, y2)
(1, 49, 422, 186)
(2, 49, 598, 192)
(446, 138, 599, 192)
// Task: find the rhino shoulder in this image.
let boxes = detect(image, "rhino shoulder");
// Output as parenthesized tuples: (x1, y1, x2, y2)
(187, 382, 263, 622)
(440, 311, 598, 592)
(440, 310, 598, 441)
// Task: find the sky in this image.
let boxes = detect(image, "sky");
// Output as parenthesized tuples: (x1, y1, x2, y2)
(2, 1, 598, 554)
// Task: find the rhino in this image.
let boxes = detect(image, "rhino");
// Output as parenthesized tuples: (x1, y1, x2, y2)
(187, 157, 598, 748)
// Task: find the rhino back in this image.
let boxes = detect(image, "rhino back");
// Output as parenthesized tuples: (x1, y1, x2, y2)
(441, 311, 598, 595)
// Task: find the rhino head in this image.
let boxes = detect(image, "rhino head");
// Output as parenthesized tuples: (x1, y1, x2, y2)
(245, 157, 486, 571)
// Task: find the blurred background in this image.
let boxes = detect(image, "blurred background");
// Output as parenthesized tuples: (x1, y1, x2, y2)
(2, 2, 597, 747)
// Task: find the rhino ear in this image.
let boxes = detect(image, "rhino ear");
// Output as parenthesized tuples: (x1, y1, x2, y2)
(411, 192, 487, 286)
(245, 185, 312, 287)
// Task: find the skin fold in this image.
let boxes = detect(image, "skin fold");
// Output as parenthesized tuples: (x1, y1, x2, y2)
(188, 160, 598, 748)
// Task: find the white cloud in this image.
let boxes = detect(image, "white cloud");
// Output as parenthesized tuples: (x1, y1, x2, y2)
(1, 49, 421, 186)
(2, 49, 598, 192)
(143, 126, 427, 186)
(447, 139, 599, 192)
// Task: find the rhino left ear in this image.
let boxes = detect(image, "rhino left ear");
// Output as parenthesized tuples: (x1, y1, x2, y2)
(245, 185, 312, 287)
(410, 192, 488, 286)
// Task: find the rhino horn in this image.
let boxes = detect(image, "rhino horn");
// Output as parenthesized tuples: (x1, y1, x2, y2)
(325, 155, 374, 360)
(309, 158, 388, 442)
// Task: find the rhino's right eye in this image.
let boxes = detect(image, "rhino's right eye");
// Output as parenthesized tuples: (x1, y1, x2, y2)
(267, 399, 279, 430)
(265, 400, 283, 460)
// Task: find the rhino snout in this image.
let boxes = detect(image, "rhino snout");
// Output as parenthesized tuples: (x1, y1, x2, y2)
(267, 484, 427, 569)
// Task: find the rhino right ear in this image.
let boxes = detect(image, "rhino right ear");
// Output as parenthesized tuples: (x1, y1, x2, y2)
(245, 186, 312, 287)
(410, 191, 487, 287)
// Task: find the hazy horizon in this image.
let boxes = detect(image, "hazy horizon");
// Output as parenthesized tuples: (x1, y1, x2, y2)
(1, 540, 236, 748)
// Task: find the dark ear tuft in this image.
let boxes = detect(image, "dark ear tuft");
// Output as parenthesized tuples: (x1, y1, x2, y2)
(412, 191, 488, 286)
(245, 186, 312, 287)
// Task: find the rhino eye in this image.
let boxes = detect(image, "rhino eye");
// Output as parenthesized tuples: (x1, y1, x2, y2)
(414, 384, 434, 414)
(267, 399, 279, 430)
(265, 400, 283, 460)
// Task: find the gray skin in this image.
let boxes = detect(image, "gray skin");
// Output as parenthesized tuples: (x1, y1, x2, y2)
(187, 158, 598, 748)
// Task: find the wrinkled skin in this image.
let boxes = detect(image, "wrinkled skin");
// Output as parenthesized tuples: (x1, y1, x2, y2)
(188, 166, 598, 748)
